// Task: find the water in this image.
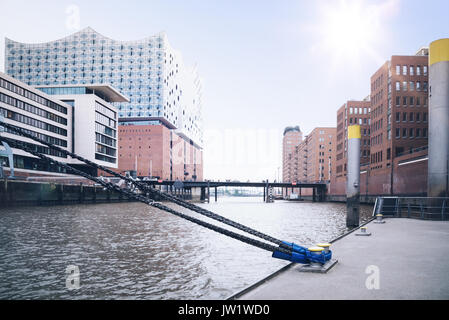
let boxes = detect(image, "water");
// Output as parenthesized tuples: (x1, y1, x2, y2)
(0, 197, 373, 300)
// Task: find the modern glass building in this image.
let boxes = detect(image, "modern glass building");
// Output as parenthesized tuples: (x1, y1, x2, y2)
(5, 27, 203, 147)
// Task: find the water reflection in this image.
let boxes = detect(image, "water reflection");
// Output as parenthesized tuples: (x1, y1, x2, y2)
(0, 198, 372, 299)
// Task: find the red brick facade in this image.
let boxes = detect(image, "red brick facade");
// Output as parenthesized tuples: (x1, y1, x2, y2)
(116, 124, 203, 181)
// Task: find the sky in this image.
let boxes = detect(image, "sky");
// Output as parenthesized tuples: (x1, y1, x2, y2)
(1, 0, 448, 181)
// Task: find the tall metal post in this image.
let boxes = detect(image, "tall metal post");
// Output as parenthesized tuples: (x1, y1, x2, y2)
(346, 125, 361, 228)
(428, 38, 449, 198)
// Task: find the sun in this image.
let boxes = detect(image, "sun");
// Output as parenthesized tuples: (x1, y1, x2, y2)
(316, 0, 384, 63)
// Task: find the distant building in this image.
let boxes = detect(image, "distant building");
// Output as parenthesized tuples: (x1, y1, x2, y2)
(0, 71, 72, 177)
(5, 27, 204, 180)
(367, 50, 429, 195)
(330, 98, 371, 195)
(296, 127, 336, 183)
(36, 84, 128, 173)
(282, 126, 302, 182)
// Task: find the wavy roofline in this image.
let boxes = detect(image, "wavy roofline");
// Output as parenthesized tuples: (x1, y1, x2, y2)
(5, 26, 167, 47)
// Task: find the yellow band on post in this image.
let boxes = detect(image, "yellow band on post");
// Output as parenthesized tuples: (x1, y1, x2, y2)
(430, 38, 449, 66)
(348, 125, 361, 139)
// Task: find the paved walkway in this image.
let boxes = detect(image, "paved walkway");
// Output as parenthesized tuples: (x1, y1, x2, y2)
(237, 218, 449, 300)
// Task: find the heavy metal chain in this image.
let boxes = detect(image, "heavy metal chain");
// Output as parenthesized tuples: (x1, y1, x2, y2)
(0, 135, 292, 256)
(0, 120, 289, 249)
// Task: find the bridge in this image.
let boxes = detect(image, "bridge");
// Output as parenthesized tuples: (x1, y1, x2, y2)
(142, 180, 328, 203)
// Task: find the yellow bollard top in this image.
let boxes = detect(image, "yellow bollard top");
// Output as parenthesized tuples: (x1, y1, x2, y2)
(376, 214, 383, 217)
(361, 226, 367, 229)
(308, 246, 324, 253)
(316, 243, 331, 248)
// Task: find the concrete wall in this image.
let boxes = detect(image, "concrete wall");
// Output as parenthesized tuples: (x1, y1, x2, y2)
(0, 180, 134, 207)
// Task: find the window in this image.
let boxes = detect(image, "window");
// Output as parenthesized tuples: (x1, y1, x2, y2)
(350, 107, 353, 114)
(410, 82, 414, 91)
(403, 82, 407, 91)
(423, 113, 428, 122)
(403, 128, 407, 138)
(396, 112, 400, 122)
(403, 96, 407, 105)
(396, 65, 401, 75)
(416, 66, 421, 75)
(402, 113, 407, 122)
(416, 82, 421, 91)
(416, 128, 421, 137)
(396, 82, 400, 91)
(409, 128, 414, 138)
(416, 112, 421, 122)
(424, 66, 428, 75)
(423, 128, 428, 137)
(409, 112, 414, 122)
(396, 96, 400, 106)
(403, 65, 407, 76)
(396, 128, 400, 138)
(410, 66, 414, 76)
(410, 97, 414, 105)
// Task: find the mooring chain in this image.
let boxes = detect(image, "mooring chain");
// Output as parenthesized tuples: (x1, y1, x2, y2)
(0, 136, 292, 256)
(0, 120, 288, 249)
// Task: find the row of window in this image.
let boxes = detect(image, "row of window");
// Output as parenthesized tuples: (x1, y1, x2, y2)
(349, 107, 370, 115)
(395, 96, 427, 106)
(95, 133, 116, 148)
(3, 138, 67, 158)
(95, 153, 116, 164)
(0, 108, 67, 137)
(349, 117, 370, 125)
(0, 77, 67, 114)
(395, 65, 427, 76)
(95, 122, 116, 138)
(395, 112, 428, 122)
(95, 143, 116, 157)
(395, 81, 428, 92)
(0, 92, 67, 125)
(4, 124, 67, 147)
(395, 127, 427, 139)
(95, 101, 116, 120)
(95, 111, 116, 128)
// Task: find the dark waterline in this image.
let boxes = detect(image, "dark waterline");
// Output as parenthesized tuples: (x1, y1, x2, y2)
(0, 198, 373, 300)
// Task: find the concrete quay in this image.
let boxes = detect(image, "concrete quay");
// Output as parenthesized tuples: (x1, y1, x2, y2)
(234, 218, 449, 300)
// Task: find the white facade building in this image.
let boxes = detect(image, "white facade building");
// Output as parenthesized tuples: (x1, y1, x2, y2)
(0, 72, 124, 176)
(36, 84, 128, 169)
(5, 27, 203, 147)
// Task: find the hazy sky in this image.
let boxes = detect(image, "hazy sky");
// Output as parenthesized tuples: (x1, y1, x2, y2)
(1, 0, 448, 181)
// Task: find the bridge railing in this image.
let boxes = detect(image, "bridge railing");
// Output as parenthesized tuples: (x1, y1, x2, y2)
(373, 197, 449, 221)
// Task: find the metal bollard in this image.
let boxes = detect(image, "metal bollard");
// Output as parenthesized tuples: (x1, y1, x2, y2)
(316, 243, 331, 254)
(374, 214, 386, 224)
(355, 226, 372, 236)
(308, 246, 324, 267)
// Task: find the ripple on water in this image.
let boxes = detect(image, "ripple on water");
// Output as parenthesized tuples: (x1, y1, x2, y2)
(0, 199, 373, 299)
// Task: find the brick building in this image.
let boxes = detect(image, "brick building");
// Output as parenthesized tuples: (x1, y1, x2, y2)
(330, 98, 371, 195)
(282, 126, 302, 182)
(367, 49, 429, 195)
(117, 123, 203, 181)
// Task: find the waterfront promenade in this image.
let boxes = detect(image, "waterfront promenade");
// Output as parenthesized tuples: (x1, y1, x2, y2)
(235, 218, 449, 300)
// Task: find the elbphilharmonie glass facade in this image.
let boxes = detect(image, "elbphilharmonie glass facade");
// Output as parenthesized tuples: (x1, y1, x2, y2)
(5, 27, 203, 146)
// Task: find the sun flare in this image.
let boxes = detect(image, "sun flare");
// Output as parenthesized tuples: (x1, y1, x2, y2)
(316, 0, 389, 64)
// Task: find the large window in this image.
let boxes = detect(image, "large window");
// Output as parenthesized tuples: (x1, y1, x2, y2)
(0, 77, 67, 114)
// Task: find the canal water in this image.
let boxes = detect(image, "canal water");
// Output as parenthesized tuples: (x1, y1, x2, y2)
(0, 197, 373, 300)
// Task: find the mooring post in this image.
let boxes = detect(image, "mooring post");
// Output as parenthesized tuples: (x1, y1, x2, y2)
(428, 39, 449, 198)
(215, 187, 217, 202)
(346, 125, 361, 228)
